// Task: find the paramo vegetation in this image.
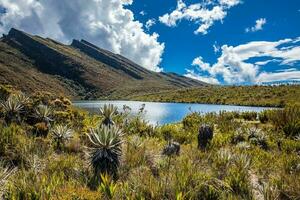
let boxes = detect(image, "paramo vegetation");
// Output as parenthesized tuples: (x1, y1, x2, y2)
(0, 84, 299, 200)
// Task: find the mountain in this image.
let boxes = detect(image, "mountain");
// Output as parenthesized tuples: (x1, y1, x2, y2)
(0, 28, 206, 99)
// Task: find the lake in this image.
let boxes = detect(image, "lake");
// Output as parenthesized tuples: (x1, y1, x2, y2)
(73, 100, 273, 125)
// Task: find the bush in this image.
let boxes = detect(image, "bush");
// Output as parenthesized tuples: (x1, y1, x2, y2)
(258, 110, 274, 123)
(0, 124, 32, 167)
(240, 111, 257, 121)
(160, 124, 194, 144)
(124, 116, 157, 137)
(269, 104, 300, 138)
(182, 112, 202, 133)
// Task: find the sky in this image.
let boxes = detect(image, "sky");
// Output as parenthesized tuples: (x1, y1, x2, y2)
(0, 0, 300, 85)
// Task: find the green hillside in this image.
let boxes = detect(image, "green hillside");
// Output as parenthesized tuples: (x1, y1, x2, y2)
(131, 85, 300, 107)
(0, 28, 205, 100)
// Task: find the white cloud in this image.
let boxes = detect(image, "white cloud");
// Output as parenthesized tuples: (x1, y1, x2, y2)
(185, 37, 300, 84)
(159, 0, 240, 35)
(256, 71, 300, 83)
(245, 18, 266, 33)
(0, 0, 165, 72)
(145, 18, 156, 30)
(255, 59, 279, 66)
(213, 42, 220, 53)
(139, 10, 146, 16)
(185, 69, 220, 84)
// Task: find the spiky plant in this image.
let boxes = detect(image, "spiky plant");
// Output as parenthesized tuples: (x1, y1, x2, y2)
(0, 94, 24, 124)
(86, 125, 124, 180)
(14, 93, 30, 105)
(35, 104, 53, 124)
(34, 105, 53, 136)
(247, 127, 268, 150)
(51, 125, 73, 151)
(99, 104, 117, 126)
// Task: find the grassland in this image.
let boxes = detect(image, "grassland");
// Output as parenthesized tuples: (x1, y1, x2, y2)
(0, 85, 299, 199)
(130, 85, 300, 107)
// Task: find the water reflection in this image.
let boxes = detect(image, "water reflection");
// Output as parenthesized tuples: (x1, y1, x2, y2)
(73, 100, 273, 125)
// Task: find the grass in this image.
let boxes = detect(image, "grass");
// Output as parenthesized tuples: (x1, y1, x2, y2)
(130, 84, 300, 107)
(0, 86, 299, 199)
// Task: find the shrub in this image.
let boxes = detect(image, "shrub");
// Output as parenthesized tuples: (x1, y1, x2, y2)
(182, 112, 202, 133)
(160, 124, 193, 144)
(240, 111, 257, 121)
(0, 124, 32, 167)
(269, 104, 300, 138)
(124, 116, 157, 137)
(258, 110, 274, 123)
(33, 122, 49, 137)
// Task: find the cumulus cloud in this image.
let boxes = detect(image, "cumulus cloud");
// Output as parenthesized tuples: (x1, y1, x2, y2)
(0, 0, 165, 72)
(159, 0, 240, 34)
(185, 69, 220, 84)
(145, 18, 156, 30)
(185, 37, 300, 84)
(245, 18, 266, 33)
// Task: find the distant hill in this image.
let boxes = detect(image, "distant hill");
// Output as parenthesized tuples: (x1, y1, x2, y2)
(130, 85, 300, 107)
(0, 28, 206, 99)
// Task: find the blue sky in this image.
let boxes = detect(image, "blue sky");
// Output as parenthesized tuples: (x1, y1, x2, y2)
(0, 0, 300, 84)
(128, 0, 300, 84)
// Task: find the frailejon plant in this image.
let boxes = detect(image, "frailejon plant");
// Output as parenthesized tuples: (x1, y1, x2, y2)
(86, 125, 124, 183)
(99, 104, 117, 126)
(0, 94, 24, 124)
(34, 104, 53, 136)
(198, 124, 214, 150)
(247, 127, 269, 150)
(51, 125, 73, 151)
(35, 104, 53, 124)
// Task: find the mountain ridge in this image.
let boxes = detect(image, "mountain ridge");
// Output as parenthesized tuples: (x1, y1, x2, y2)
(0, 28, 206, 99)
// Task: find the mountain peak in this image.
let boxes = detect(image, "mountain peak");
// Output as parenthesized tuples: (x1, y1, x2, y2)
(7, 28, 27, 38)
(0, 28, 206, 99)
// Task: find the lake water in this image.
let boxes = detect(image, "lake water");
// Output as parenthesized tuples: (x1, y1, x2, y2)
(73, 100, 272, 125)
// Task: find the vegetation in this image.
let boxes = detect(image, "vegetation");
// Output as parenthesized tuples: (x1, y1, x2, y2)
(0, 86, 299, 199)
(131, 85, 300, 107)
(50, 125, 73, 152)
(87, 125, 123, 183)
